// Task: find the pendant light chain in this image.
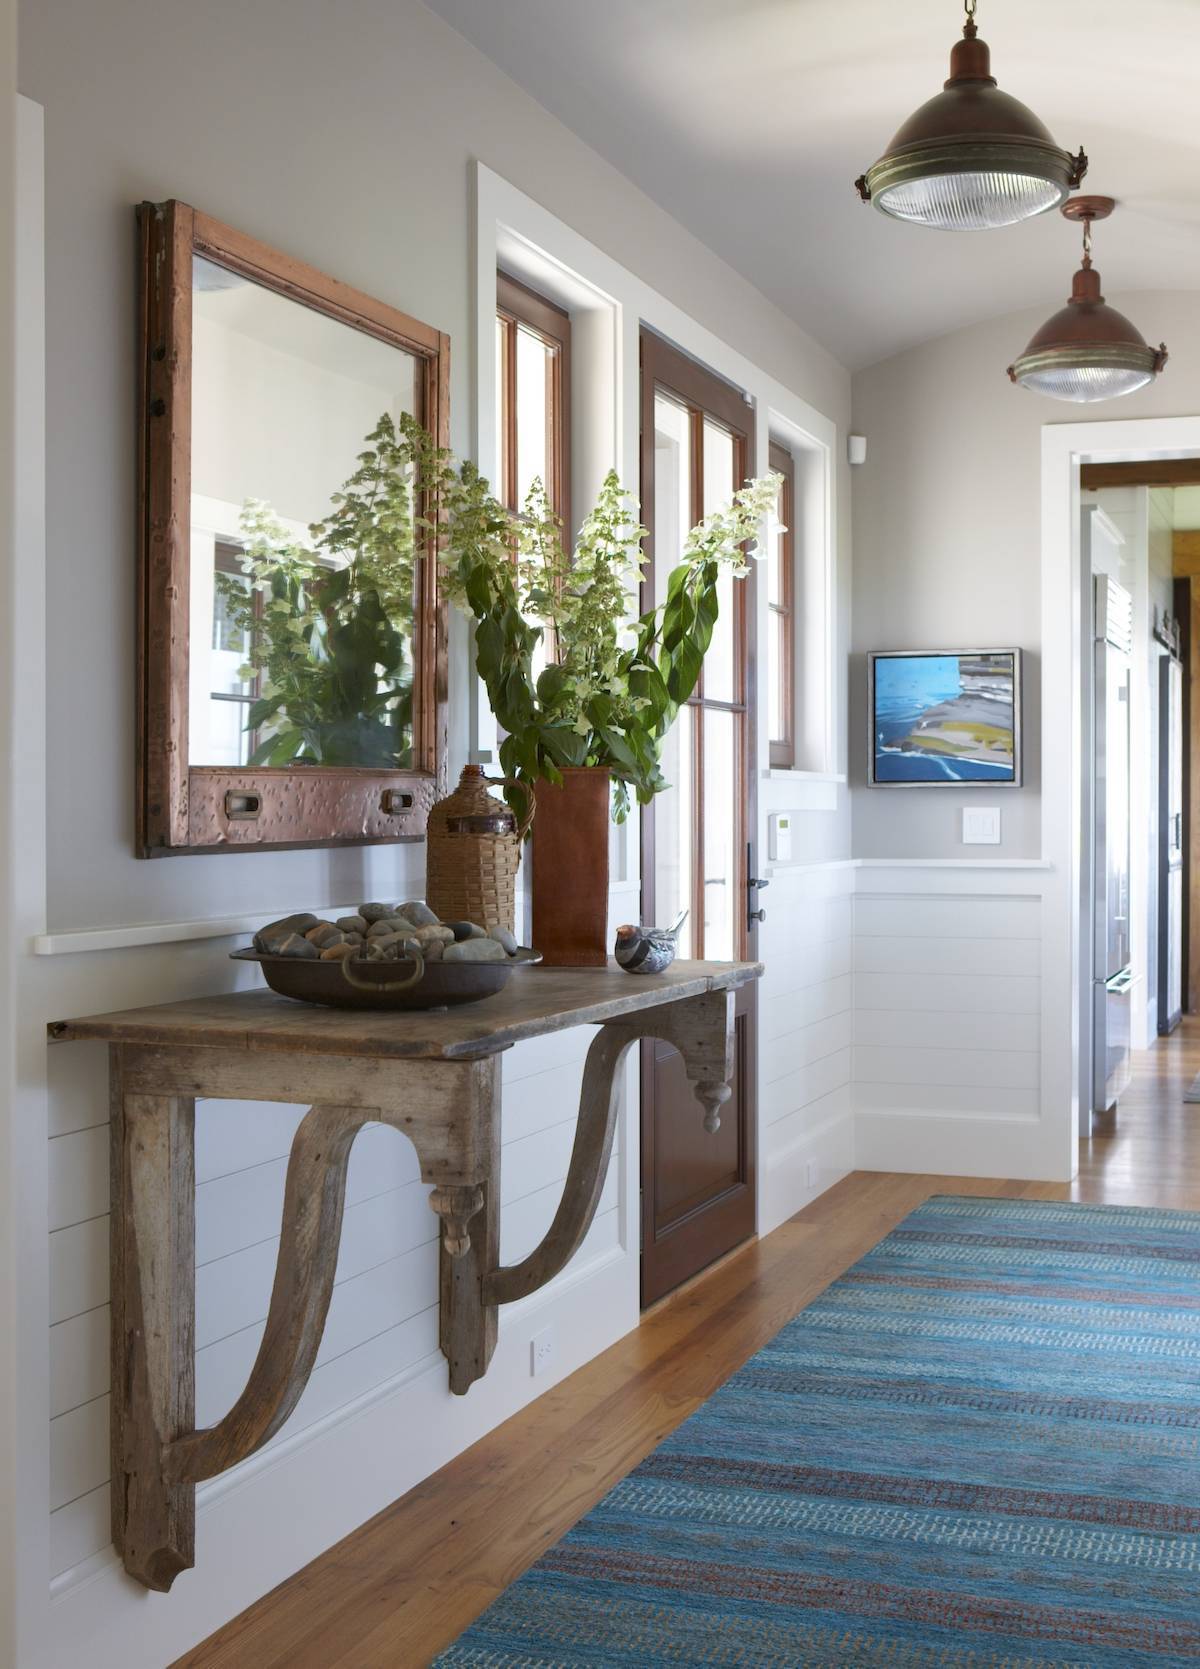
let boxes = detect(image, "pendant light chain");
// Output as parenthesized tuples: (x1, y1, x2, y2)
(1081, 216, 1093, 268)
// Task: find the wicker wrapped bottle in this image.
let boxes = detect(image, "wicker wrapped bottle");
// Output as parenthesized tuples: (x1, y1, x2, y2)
(425, 766, 535, 936)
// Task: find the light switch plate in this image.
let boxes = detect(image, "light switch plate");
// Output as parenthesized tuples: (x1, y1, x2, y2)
(962, 806, 1001, 845)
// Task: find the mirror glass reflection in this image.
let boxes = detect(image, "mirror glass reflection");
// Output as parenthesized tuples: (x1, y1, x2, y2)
(189, 255, 420, 768)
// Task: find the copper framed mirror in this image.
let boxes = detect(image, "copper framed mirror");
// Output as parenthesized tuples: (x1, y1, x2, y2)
(136, 201, 449, 855)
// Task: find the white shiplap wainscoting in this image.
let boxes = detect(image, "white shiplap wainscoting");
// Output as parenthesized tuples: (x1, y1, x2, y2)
(852, 860, 1053, 1179)
(757, 860, 855, 1234)
(41, 882, 641, 1669)
(37, 857, 1068, 1666)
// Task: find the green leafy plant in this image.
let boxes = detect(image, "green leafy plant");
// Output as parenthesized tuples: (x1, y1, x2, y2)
(218, 411, 779, 821)
(216, 413, 423, 768)
(429, 458, 780, 822)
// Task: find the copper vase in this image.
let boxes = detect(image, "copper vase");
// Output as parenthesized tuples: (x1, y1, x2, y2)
(530, 767, 611, 967)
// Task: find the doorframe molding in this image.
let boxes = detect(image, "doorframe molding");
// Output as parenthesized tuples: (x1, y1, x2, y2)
(637, 326, 759, 1304)
(1041, 414, 1200, 1178)
(473, 163, 843, 1241)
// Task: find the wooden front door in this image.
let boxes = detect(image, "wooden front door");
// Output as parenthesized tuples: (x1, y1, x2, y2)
(639, 330, 758, 1307)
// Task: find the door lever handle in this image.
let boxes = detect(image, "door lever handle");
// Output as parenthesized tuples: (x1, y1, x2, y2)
(748, 876, 770, 891)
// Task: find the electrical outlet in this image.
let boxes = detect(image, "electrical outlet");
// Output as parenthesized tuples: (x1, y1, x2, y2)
(805, 1157, 819, 1190)
(530, 1326, 555, 1377)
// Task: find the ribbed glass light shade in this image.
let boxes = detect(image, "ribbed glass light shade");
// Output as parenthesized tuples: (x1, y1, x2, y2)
(856, 24, 1086, 231)
(1008, 261, 1167, 404)
(875, 168, 1063, 230)
(1013, 363, 1156, 403)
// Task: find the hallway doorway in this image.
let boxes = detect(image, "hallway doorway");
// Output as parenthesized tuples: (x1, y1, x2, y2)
(1039, 417, 1200, 1177)
(1079, 457, 1200, 1137)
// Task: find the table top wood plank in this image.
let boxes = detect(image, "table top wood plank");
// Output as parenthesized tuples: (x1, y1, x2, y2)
(48, 961, 762, 1060)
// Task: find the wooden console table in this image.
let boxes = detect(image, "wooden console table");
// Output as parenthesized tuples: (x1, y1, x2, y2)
(49, 959, 760, 1592)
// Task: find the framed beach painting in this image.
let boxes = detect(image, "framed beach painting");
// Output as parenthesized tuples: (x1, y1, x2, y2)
(868, 650, 1022, 787)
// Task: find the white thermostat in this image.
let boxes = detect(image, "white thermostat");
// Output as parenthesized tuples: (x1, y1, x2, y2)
(962, 806, 1001, 845)
(768, 813, 793, 862)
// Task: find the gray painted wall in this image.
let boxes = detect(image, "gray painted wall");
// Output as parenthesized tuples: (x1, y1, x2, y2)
(17, 0, 851, 932)
(850, 290, 1200, 859)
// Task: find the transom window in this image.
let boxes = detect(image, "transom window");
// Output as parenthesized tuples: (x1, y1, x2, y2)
(495, 272, 571, 534)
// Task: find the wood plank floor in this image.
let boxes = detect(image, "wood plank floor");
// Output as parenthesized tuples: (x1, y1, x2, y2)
(175, 1019, 1200, 1669)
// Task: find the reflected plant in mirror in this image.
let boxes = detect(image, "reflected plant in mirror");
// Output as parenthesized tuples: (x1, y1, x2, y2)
(213, 413, 422, 769)
(138, 200, 450, 854)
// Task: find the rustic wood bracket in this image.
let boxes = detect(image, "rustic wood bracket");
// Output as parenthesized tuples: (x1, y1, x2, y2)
(52, 968, 748, 1592)
(108, 1045, 500, 1588)
(485, 988, 735, 1307)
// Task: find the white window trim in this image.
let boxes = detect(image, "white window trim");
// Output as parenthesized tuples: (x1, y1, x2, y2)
(471, 163, 843, 847)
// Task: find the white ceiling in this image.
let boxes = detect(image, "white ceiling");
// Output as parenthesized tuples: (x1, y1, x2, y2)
(425, 0, 1200, 369)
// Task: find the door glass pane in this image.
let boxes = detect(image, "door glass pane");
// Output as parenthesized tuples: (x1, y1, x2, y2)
(656, 703, 694, 959)
(654, 394, 689, 570)
(768, 611, 783, 744)
(495, 316, 508, 501)
(767, 473, 785, 608)
(515, 324, 551, 508)
(702, 708, 737, 960)
(702, 419, 737, 703)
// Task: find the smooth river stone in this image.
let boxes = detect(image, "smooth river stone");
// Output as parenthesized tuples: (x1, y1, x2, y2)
(336, 915, 368, 936)
(412, 924, 455, 945)
(367, 932, 421, 959)
(358, 902, 393, 924)
(486, 925, 518, 955)
(254, 913, 319, 954)
(320, 942, 355, 961)
(398, 900, 440, 927)
(444, 937, 507, 963)
(305, 923, 343, 949)
(274, 933, 319, 959)
(366, 916, 416, 939)
(446, 921, 484, 941)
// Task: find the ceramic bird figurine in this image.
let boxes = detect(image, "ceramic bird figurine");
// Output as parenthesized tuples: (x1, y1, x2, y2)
(614, 911, 688, 974)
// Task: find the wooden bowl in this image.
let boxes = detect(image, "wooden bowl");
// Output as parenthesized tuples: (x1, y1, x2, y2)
(230, 946, 542, 1011)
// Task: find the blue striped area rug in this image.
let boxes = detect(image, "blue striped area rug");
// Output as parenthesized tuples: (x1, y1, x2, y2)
(434, 1195, 1200, 1667)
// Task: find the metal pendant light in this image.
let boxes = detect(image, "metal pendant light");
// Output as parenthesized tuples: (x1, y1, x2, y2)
(1007, 197, 1168, 402)
(855, 0, 1087, 230)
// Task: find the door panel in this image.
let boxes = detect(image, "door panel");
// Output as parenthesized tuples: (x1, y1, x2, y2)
(640, 331, 758, 1307)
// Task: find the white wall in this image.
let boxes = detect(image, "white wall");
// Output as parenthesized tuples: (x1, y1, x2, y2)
(13, 4, 853, 1665)
(757, 863, 854, 1234)
(850, 290, 1200, 861)
(1, 11, 22, 1668)
(852, 860, 1051, 1178)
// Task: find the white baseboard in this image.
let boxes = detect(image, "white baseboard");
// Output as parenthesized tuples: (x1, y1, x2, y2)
(855, 1110, 1066, 1182)
(759, 1102, 854, 1237)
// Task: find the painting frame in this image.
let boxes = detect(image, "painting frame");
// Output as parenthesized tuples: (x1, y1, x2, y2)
(867, 649, 1023, 789)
